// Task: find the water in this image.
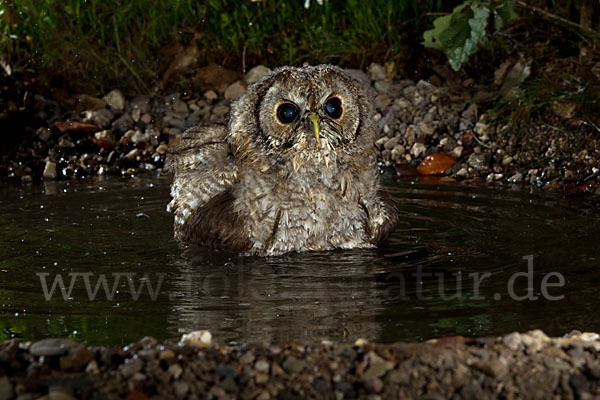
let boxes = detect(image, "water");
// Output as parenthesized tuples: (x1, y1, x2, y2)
(1, 176, 600, 346)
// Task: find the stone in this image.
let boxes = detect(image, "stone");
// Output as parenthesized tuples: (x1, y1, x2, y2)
(255, 359, 270, 373)
(367, 63, 387, 81)
(411, 143, 426, 158)
(43, 161, 57, 180)
(30, 338, 77, 357)
(86, 360, 100, 375)
(245, 65, 271, 84)
(130, 95, 151, 114)
(204, 90, 218, 102)
(156, 143, 169, 155)
(374, 80, 391, 94)
(451, 146, 464, 159)
(174, 381, 189, 398)
(212, 105, 230, 117)
(224, 80, 247, 100)
(362, 361, 393, 380)
(467, 152, 491, 170)
(172, 100, 189, 114)
(282, 356, 305, 374)
(36, 127, 53, 142)
(84, 108, 114, 129)
(111, 113, 134, 133)
(94, 130, 116, 146)
(180, 330, 212, 348)
(125, 148, 141, 160)
(102, 89, 126, 112)
(0, 376, 13, 400)
(196, 62, 239, 87)
(503, 332, 523, 350)
(416, 121, 436, 136)
(59, 345, 94, 371)
(141, 113, 152, 124)
(169, 363, 183, 379)
(344, 69, 370, 86)
(131, 130, 149, 145)
(120, 357, 144, 378)
(508, 172, 523, 183)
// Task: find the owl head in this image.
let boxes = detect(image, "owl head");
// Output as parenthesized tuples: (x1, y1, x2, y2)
(228, 64, 374, 170)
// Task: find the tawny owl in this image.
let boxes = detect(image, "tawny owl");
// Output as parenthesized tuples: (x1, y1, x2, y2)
(166, 64, 398, 256)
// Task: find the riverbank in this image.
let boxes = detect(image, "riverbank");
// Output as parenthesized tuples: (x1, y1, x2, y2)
(1, 62, 599, 197)
(1, 330, 599, 399)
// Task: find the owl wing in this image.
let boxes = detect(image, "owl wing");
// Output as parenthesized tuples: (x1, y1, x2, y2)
(166, 123, 250, 251)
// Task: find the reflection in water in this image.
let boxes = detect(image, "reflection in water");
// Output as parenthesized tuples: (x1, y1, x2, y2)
(1, 176, 600, 345)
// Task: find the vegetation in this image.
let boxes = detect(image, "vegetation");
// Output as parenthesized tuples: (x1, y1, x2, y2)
(0, 0, 451, 94)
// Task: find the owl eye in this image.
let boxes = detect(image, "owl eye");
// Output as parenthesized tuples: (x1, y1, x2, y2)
(323, 97, 343, 119)
(276, 102, 299, 124)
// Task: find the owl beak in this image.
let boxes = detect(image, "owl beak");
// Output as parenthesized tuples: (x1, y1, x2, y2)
(309, 114, 320, 141)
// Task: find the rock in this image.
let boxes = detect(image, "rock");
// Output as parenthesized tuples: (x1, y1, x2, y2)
(159, 349, 175, 360)
(467, 152, 491, 170)
(102, 89, 126, 112)
(174, 381, 189, 398)
(59, 345, 94, 371)
(94, 130, 116, 147)
(383, 136, 399, 150)
(502, 332, 523, 350)
(86, 359, 100, 375)
(508, 172, 523, 183)
(364, 378, 384, 393)
(224, 80, 247, 100)
(54, 121, 100, 133)
(456, 168, 468, 178)
(111, 113, 134, 133)
(282, 356, 305, 374)
(36, 127, 53, 142)
(416, 121, 436, 136)
(180, 330, 212, 348)
(245, 65, 271, 84)
(411, 143, 427, 158)
(131, 130, 149, 145)
(120, 357, 144, 378)
(169, 363, 183, 379)
(451, 146, 464, 159)
(58, 137, 75, 148)
(344, 69, 370, 86)
(125, 148, 141, 160)
(43, 161, 57, 180)
(254, 359, 270, 373)
(204, 90, 218, 102)
(156, 143, 169, 155)
(141, 113, 153, 124)
(367, 63, 387, 81)
(363, 361, 394, 380)
(30, 338, 77, 357)
(0, 376, 13, 400)
(84, 108, 114, 129)
(172, 100, 189, 114)
(73, 94, 107, 112)
(374, 80, 391, 94)
(168, 118, 188, 131)
(212, 105, 230, 117)
(374, 94, 391, 110)
(130, 95, 151, 114)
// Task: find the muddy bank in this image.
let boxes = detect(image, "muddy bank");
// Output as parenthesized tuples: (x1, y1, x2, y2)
(2, 63, 598, 196)
(1, 330, 599, 399)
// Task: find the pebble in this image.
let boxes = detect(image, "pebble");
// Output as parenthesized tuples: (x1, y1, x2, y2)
(224, 80, 246, 100)
(282, 356, 305, 374)
(36, 127, 53, 142)
(85, 108, 114, 128)
(367, 63, 387, 81)
(30, 338, 77, 357)
(102, 89, 126, 113)
(95, 130, 116, 146)
(0, 376, 13, 400)
(111, 112, 134, 133)
(245, 65, 271, 84)
(204, 90, 218, 102)
(180, 330, 212, 348)
(411, 143, 426, 158)
(43, 161, 57, 180)
(212, 105, 230, 117)
(168, 363, 183, 379)
(502, 332, 523, 350)
(172, 100, 189, 114)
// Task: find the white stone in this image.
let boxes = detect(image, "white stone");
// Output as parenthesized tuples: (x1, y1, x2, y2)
(245, 65, 271, 85)
(102, 89, 126, 113)
(180, 330, 212, 348)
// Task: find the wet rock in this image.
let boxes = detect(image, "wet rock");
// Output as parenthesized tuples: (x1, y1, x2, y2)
(43, 161, 57, 180)
(103, 89, 126, 113)
(245, 65, 271, 85)
(111, 113, 134, 133)
(59, 345, 94, 371)
(180, 330, 212, 348)
(411, 143, 426, 158)
(30, 338, 77, 357)
(224, 80, 246, 100)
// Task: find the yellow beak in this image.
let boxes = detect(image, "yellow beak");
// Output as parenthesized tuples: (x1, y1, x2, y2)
(309, 114, 320, 141)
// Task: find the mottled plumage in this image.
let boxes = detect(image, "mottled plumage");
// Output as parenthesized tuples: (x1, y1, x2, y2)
(166, 64, 398, 256)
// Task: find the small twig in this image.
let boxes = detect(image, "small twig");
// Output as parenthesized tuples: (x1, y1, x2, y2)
(242, 45, 247, 74)
(516, 1, 600, 42)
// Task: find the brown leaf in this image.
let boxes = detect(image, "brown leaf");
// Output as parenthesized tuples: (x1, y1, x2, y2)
(54, 121, 100, 133)
(417, 153, 456, 175)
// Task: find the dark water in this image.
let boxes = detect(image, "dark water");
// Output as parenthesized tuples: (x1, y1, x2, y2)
(1, 175, 600, 346)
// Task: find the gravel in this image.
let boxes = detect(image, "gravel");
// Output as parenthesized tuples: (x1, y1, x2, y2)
(2, 63, 598, 195)
(1, 330, 600, 399)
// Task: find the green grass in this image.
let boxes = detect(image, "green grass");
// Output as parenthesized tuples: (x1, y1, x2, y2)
(0, 0, 448, 95)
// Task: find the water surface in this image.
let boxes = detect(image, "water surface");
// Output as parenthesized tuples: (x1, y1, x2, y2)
(1, 175, 599, 345)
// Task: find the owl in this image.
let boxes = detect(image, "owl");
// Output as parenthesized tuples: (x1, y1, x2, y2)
(166, 64, 398, 256)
